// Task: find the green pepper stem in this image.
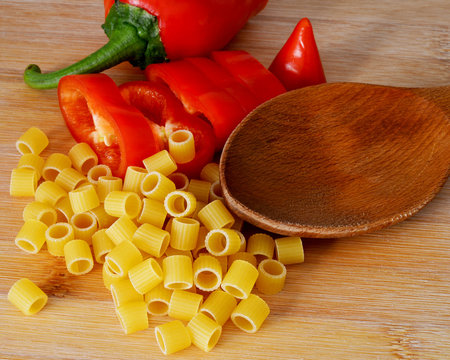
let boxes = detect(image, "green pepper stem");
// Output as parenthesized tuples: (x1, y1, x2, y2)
(24, 25, 146, 89)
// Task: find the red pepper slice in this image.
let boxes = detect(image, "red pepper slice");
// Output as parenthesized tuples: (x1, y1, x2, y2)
(269, 18, 326, 90)
(119, 81, 216, 178)
(58, 74, 162, 178)
(210, 50, 286, 104)
(146, 60, 247, 148)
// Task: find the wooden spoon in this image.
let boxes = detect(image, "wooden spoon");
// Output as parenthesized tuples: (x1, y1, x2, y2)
(220, 82, 449, 238)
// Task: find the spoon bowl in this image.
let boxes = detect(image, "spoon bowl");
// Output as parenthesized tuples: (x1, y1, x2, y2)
(220, 82, 449, 238)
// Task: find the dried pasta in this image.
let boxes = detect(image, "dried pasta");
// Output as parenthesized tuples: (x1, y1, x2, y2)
(10, 168, 37, 197)
(23, 201, 57, 226)
(228, 252, 257, 268)
(236, 231, 246, 252)
(8, 278, 48, 315)
(137, 198, 167, 228)
(63, 239, 94, 275)
(16, 127, 48, 155)
(247, 233, 275, 260)
(192, 226, 209, 258)
(170, 217, 199, 251)
(187, 312, 222, 352)
(205, 228, 241, 257)
(45, 222, 74, 256)
(54, 196, 74, 223)
(55, 167, 87, 192)
(275, 236, 304, 265)
(68, 184, 99, 214)
(70, 212, 98, 244)
(165, 247, 193, 260)
(97, 175, 122, 202)
(132, 223, 170, 257)
(104, 240, 143, 278)
(140, 171, 176, 201)
(17, 153, 44, 180)
(164, 190, 197, 218)
(221, 259, 259, 299)
(231, 294, 270, 333)
(197, 200, 234, 230)
(115, 301, 148, 335)
(193, 255, 222, 291)
(145, 283, 172, 316)
(102, 263, 120, 289)
(188, 179, 211, 203)
(104, 191, 142, 219)
(87, 164, 112, 185)
(15, 219, 48, 254)
(200, 163, 219, 183)
(35, 181, 67, 207)
(200, 290, 237, 326)
(168, 289, 203, 321)
(143, 150, 177, 176)
(110, 278, 143, 308)
(92, 229, 115, 263)
(89, 205, 116, 229)
(122, 166, 148, 193)
(168, 130, 195, 164)
(128, 258, 163, 294)
(163, 255, 193, 290)
(105, 216, 138, 245)
(42, 153, 72, 181)
(209, 180, 223, 202)
(155, 320, 191, 355)
(256, 259, 287, 295)
(167, 172, 189, 191)
(68, 142, 98, 174)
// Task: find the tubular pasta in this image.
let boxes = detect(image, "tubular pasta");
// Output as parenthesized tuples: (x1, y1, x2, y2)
(97, 176, 122, 203)
(23, 201, 57, 227)
(105, 240, 143, 278)
(16, 127, 48, 155)
(89, 206, 116, 229)
(200, 163, 219, 183)
(163, 255, 193, 290)
(197, 200, 234, 230)
(170, 217, 199, 251)
(129, 258, 163, 294)
(256, 259, 287, 295)
(168, 289, 203, 321)
(133, 223, 170, 257)
(140, 171, 176, 201)
(187, 312, 222, 352)
(35, 181, 67, 207)
(55, 168, 87, 192)
(68, 142, 98, 175)
(236, 231, 246, 252)
(70, 212, 98, 245)
(87, 164, 112, 185)
(231, 294, 270, 333)
(192, 226, 209, 258)
(168, 130, 195, 164)
(102, 263, 121, 289)
(45, 222, 74, 256)
(193, 255, 222, 292)
(209, 180, 223, 202)
(63, 239, 94, 275)
(228, 252, 257, 268)
(105, 216, 138, 245)
(92, 229, 115, 263)
(68, 184, 99, 214)
(104, 191, 142, 219)
(115, 301, 148, 335)
(137, 198, 167, 228)
(15, 219, 48, 254)
(164, 191, 197, 218)
(8, 278, 48, 315)
(17, 153, 44, 180)
(42, 153, 72, 181)
(200, 290, 237, 326)
(167, 172, 189, 191)
(192, 201, 207, 221)
(199, 253, 228, 275)
(110, 278, 143, 308)
(275, 236, 304, 265)
(122, 166, 148, 193)
(188, 179, 211, 203)
(205, 228, 241, 257)
(10, 168, 37, 197)
(55, 197, 74, 223)
(145, 283, 172, 316)
(143, 150, 177, 176)
(247, 233, 275, 261)
(155, 320, 191, 355)
(165, 247, 193, 260)
(221, 259, 259, 299)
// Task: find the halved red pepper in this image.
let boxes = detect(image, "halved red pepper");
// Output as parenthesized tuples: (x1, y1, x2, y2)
(269, 18, 326, 90)
(119, 81, 216, 177)
(58, 74, 162, 177)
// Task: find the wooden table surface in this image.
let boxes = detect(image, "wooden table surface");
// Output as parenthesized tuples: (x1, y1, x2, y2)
(0, 1, 449, 359)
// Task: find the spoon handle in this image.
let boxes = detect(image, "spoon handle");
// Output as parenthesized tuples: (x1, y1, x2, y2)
(410, 86, 449, 116)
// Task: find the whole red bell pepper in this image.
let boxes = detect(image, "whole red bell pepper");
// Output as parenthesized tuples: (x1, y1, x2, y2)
(24, 0, 269, 89)
(58, 74, 162, 177)
(269, 18, 326, 90)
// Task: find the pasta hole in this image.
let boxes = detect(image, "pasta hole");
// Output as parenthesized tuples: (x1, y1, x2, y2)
(16, 239, 37, 253)
(88, 166, 110, 182)
(208, 327, 221, 349)
(70, 259, 92, 274)
(150, 259, 163, 277)
(124, 194, 141, 218)
(208, 232, 227, 254)
(81, 158, 96, 175)
(72, 213, 95, 229)
(261, 260, 285, 276)
(197, 271, 219, 290)
(222, 284, 244, 299)
(200, 309, 217, 323)
(148, 300, 168, 315)
(29, 297, 47, 314)
(166, 282, 190, 290)
(48, 224, 69, 239)
(106, 259, 122, 276)
(233, 315, 255, 332)
(17, 142, 32, 154)
(40, 211, 56, 227)
(171, 130, 191, 144)
(211, 181, 223, 198)
(56, 209, 70, 223)
(142, 174, 159, 193)
(168, 173, 189, 190)
(155, 328, 167, 354)
(172, 197, 187, 214)
(43, 168, 59, 181)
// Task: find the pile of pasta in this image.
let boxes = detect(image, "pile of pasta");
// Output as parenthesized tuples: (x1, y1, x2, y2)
(8, 127, 304, 355)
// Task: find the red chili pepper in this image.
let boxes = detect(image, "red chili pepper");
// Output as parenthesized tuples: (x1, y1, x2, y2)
(58, 74, 162, 177)
(269, 18, 326, 90)
(119, 81, 216, 177)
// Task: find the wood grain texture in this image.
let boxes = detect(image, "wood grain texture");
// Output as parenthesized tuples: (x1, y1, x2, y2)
(0, 1, 449, 359)
(221, 83, 449, 237)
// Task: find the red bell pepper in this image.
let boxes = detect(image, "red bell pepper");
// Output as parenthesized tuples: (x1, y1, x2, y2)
(119, 81, 216, 177)
(269, 18, 326, 90)
(58, 74, 162, 178)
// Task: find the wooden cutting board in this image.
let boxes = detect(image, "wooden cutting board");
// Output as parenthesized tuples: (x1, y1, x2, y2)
(0, 1, 449, 359)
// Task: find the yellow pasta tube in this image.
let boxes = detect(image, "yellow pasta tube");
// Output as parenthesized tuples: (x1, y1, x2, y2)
(122, 166, 148, 193)
(168, 289, 203, 321)
(105, 240, 143, 278)
(63, 239, 94, 275)
(143, 150, 177, 176)
(96, 175, 122, 202)
(104, 191, 142, 219)
(197, 200, 234, 230)
(168, 130, 195, 164)
(228, 252, 257, 268)
(132, 223, 170, 257)
(209, 180, 224, 202)
(102, 263, 121, 289)
(236, 231, 246, 252)
(70, 212, 98, 245)
(86, 164, 112, 185)
(205, 228, 241, 257)
(55, 167, 87, 192)
(192, 226, 209, 258)
(110, 278, 143, 308)
(221, 260, 259, 299)
(163, 255, 193, 290)
(200, 163, 219, 183)
(275, 236, 304, 265)
(187, 179, 211, 203)
(92, 229, 114, 263)
(193, 255, 222, 291)
(7, 278, 48, 315)
(23, 201, 57, 226)
(137, 198, 167, 228)
(247, 233, 275, 261)
(167, 172, 189, 191)
(45, 222, 74, 256)
(144, 283, 172, 316)
(42, 153, 72, 181)
(16, 127, 48, 155)
(200, 290, 237, 326)
(187, 312, 222, 352)
(155, 320, 191, 355)
(256, 259, 287, 295)
(35, 181, 67, 207)
(115, 301, 148, 335)
(10, 168, 37, 197)
(199, 253, 228, 275)
(68, 142, 98, 174)
(54, 196, 74, 223)
(191, 201, 207, 221)
(231, 294, 270, 333)
(164, 190, 197, 218)
(105, 216, 138, 245)
(18, 153, 44, 180)
(141, 171, 176, 202)
(170, 217, 199, 251)
(165, 247, 193, 260)
(68, 184, 100, 214)
(129, 258, 163, 294)
(89, 205, 116, 229)
(15, 219, 48, 254)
